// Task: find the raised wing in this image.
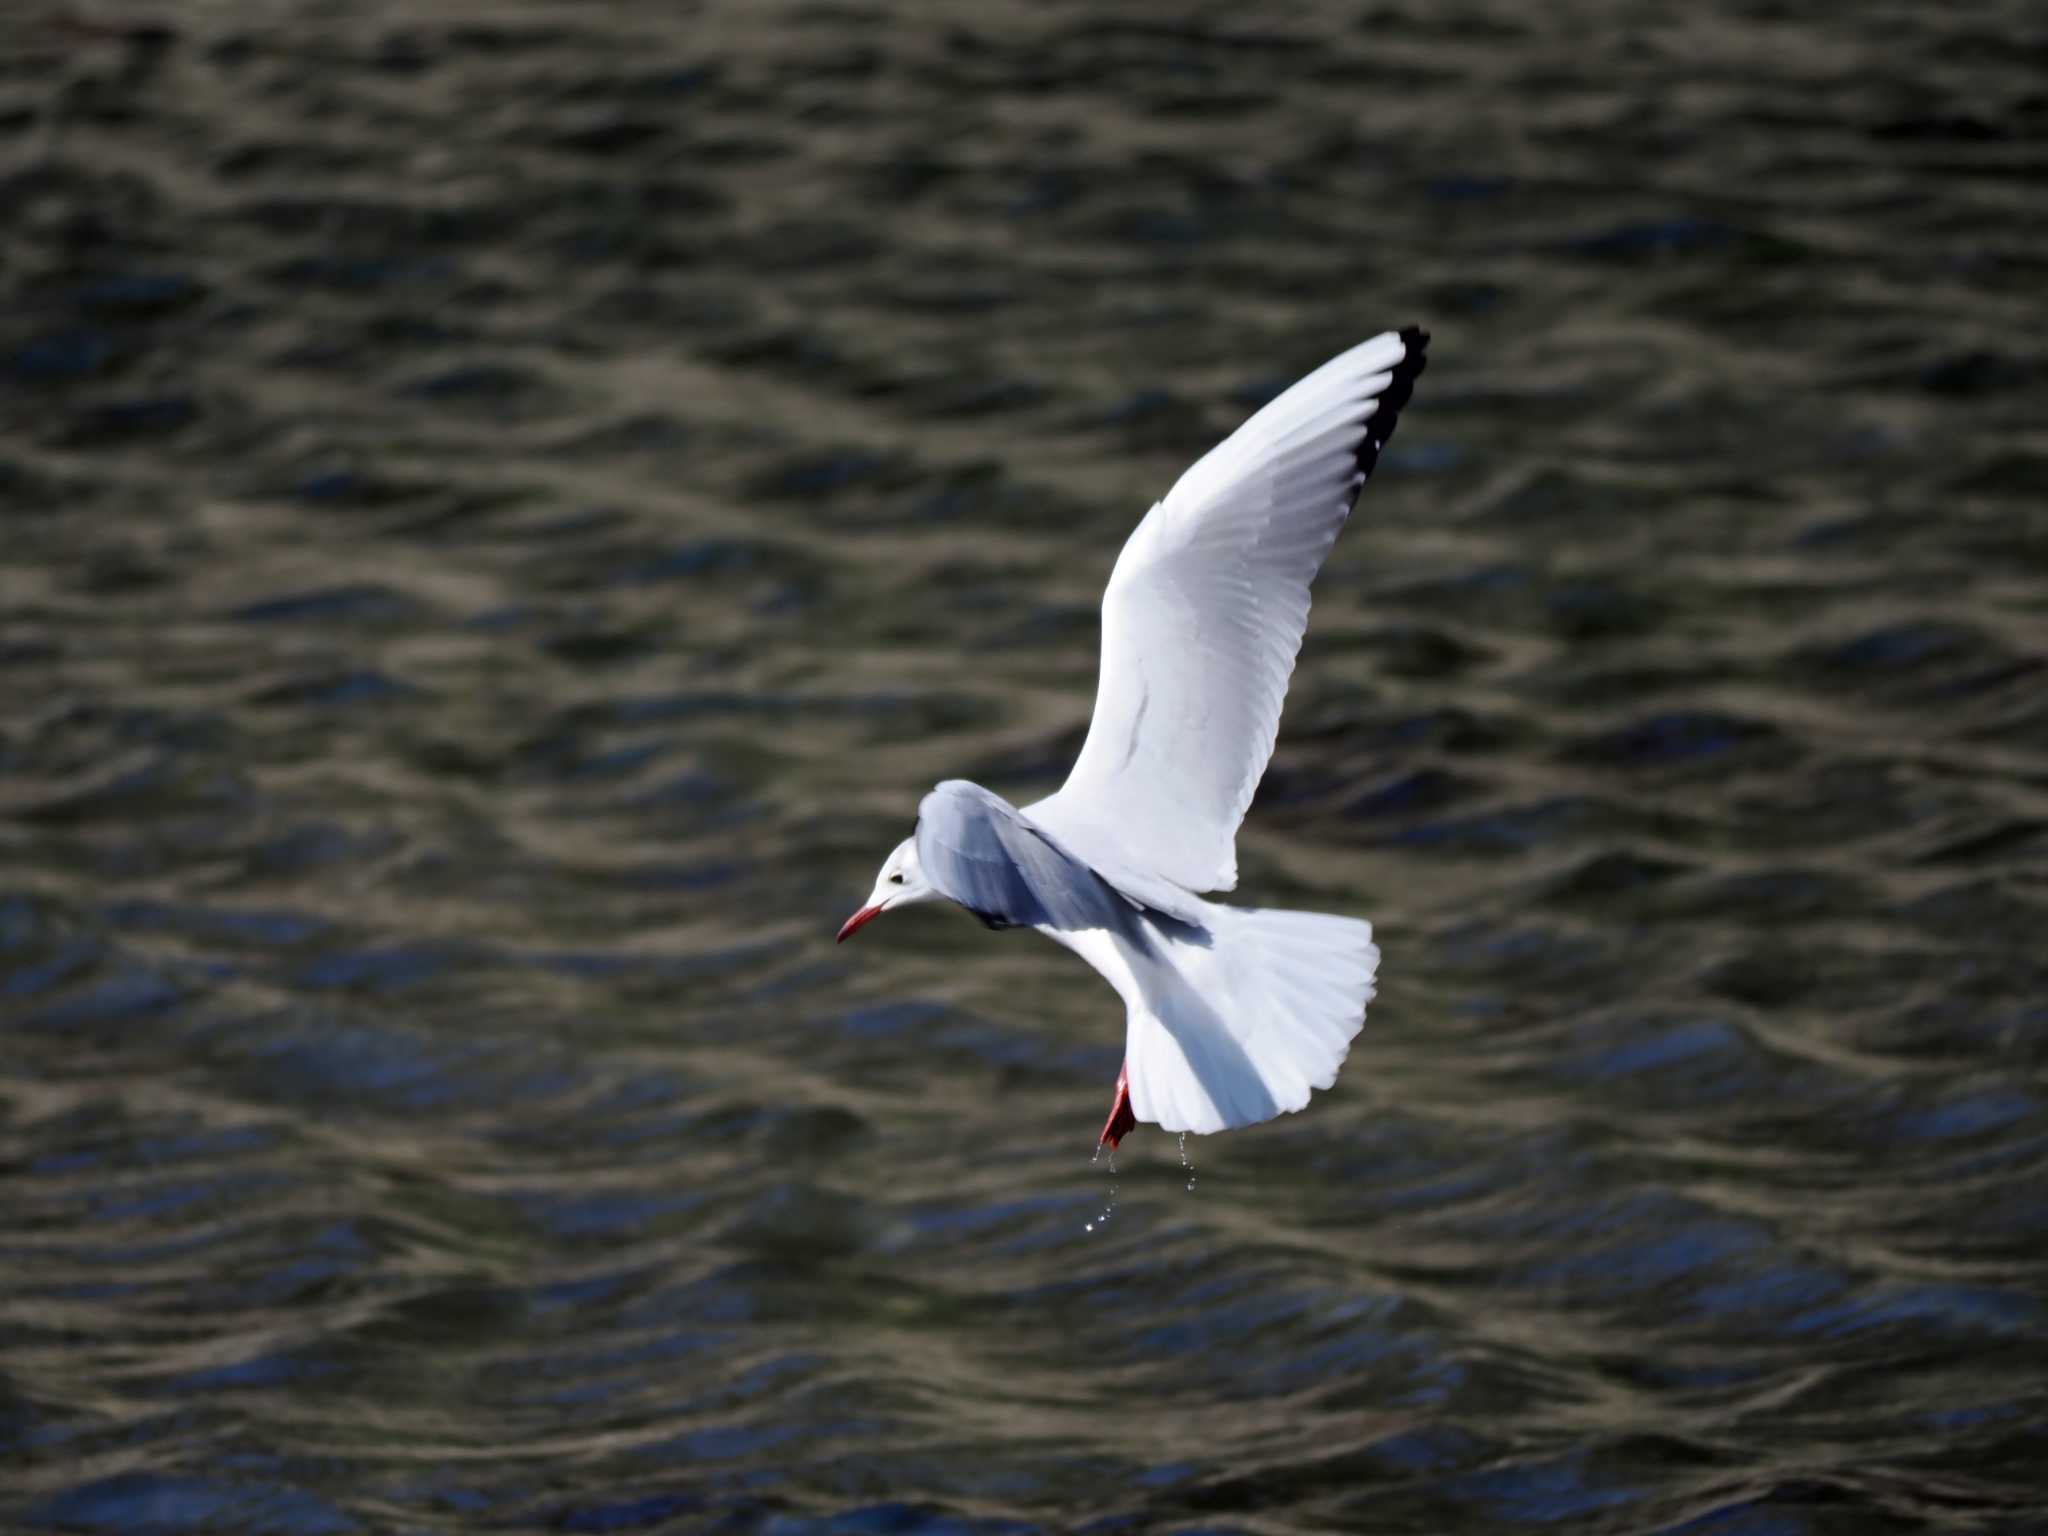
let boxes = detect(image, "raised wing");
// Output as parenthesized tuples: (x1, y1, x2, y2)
(1030, 327, 1427, 893)
(916, 780, 1132, 932)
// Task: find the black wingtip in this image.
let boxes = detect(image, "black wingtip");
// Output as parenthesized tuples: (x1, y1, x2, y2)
(1353, 325, 1429, 485)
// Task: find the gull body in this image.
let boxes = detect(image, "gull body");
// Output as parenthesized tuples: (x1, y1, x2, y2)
(840, 328, 1428, 1146)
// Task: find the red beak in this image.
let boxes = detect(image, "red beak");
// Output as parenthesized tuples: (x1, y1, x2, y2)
(836, 904, 884, 943)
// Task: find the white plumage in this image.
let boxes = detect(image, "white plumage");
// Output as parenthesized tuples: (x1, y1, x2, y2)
(840, 328, 1428, 1145)
(1029, 329, 1418, 895)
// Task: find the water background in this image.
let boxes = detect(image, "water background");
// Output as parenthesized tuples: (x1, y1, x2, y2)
(3, 3, 2046, 1531)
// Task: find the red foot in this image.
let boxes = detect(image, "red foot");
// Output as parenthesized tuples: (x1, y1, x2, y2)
(1099, 1059, 1136, 1149)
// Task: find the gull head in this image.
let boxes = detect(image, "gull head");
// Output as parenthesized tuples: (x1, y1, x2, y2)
(837, 836, 937, 942)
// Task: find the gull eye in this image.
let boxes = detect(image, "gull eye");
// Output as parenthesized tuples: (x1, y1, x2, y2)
(889, 873, 904, 884)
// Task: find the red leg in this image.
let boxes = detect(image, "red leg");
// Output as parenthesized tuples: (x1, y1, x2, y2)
(1099, 1059, 1136, 1149)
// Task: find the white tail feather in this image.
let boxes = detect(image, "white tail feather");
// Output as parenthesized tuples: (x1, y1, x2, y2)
(1123, 906, 1378, 1135)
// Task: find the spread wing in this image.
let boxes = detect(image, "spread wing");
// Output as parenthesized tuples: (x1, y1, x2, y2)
(1029, 327, 1427, 893)
(915, 781, 1131, 932)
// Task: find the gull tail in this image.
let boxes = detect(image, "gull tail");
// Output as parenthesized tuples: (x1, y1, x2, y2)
(1117, 905, 1378, 1140)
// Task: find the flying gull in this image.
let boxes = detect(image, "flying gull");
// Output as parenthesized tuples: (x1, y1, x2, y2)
(839, 328, 1428, 1148)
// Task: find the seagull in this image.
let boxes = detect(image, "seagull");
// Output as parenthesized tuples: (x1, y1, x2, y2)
(838, 328, 1428, 1149)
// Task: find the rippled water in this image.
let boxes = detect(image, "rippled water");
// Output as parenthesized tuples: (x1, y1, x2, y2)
(4, 4, 2046, 1532)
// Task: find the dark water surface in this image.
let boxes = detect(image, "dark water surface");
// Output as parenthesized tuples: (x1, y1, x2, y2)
(4, 3, 2046, 1532)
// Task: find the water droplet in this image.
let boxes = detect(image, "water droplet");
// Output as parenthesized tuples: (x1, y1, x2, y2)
(1178, 1131, 1197, 1193)
(1085, 1146, 1118, 1233)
